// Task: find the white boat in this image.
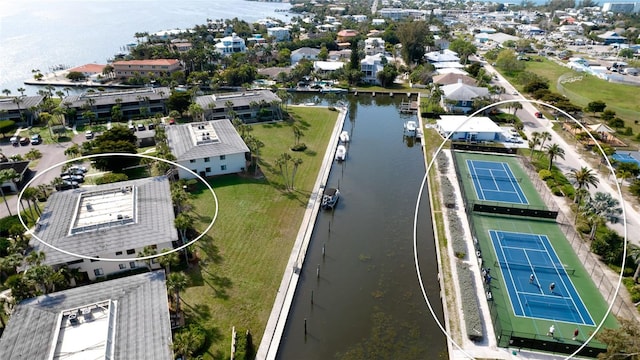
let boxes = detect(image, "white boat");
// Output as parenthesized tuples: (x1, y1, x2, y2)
(404, 121, 417, 136)
(321, 188, 340, 210)
(320, 86, 348, 94)
(339, 130, 350, 143)
(335, 145, 346, 161)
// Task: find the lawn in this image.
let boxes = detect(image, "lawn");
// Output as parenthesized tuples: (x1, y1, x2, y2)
(181, 107, 338, 359)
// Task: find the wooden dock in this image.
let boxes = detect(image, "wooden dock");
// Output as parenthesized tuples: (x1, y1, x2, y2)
(400, 100, 419, 113)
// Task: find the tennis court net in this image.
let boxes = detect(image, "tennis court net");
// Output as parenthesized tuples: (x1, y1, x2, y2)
(467, 173, 522, 183)
(494, 260, 575, 275)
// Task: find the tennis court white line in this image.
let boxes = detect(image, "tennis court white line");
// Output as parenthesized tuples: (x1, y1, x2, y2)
(538, 235, 594, 325)
(466, 160, 486, 200)
(491, 230, 528, 316)
(500, 162, 529, 204)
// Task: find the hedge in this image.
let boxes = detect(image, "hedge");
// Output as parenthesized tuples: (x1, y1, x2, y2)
(456, 261, 484, 341)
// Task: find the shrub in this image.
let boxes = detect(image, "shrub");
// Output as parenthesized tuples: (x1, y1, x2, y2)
(291, 143, 307, 151)
(623, 277, 640, 303)
(551, 186, 563, 196)
(456, 262, 483, 341)
(95, 172, 129, 185)
(447, 208, 467, 259)
(437, 153, 449, 173)
(0, 216, 21, 237)
(538, 169, 552, 180)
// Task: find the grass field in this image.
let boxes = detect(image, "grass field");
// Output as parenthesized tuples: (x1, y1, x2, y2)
(181, 107, 338, 359)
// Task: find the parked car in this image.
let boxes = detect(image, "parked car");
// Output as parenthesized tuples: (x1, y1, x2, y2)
(68, 165, 88, 173)
(61, 174, 84, 183)
(19, 137, 29, 145)
(147, 123, 155, 130)
(10, 136, 18, 146)
(30, 134, 42, 145)
(57, 181, 78, 191)
(168, 118, 176, 125)
(128, 124, 136, 132)
(137, 123, 145, 131)
(535, 112, 543, 118)
(85, 130, 94, 139)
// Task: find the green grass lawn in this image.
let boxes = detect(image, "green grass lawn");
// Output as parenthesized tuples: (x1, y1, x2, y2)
(182, 107, 338, 359)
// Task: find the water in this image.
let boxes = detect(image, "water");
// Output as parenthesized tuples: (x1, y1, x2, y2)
(277, 95, 447, 359)
(0, 0, 290, 95)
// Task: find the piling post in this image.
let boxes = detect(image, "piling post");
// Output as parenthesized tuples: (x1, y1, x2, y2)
(311, 290, 314, 305)
(317, 264, 320, 279)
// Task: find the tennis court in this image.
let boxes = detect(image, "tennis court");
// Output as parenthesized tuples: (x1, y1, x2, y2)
(489, 230, 594, 326)
(466, 160, 528, 204)
(611, 153, 640, 166)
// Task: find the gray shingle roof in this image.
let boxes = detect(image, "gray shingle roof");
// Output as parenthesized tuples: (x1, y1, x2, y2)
(166, 119, 249, 161)
(31, 176, 178, 265)
(194, 90, 280, 111)
(63, 87, 170, 108)
(0, 96, 44, 111)
(0, 271, 173, 360)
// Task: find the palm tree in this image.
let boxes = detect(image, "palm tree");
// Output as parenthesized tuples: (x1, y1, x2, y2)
(630, 246, 640, 283)
(0, 169, 18, 216)
(290, 157, 303, 190)
(158, 249, 180, 274)
(567, 167, 600, 205)
(292, 124, 304, 145)
(16, 88, 25, 97)
(528, 138, 540, 160)
(616, 168, 635, 185)
(166, 272, 189, 316)
(579, 192, 622, 238)
(138, 245, 158, 271)
(538, 131, 552, 153)
(512, 102, 523, 116)
(545, 143, 565, 170)
(1, 89, 10, 97)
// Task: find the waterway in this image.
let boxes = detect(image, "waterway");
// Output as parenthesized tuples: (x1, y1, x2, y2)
(277, 94, 448, 359)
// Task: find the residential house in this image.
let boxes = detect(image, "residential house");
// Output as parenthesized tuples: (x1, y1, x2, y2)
(149, 28, 188, 41)
(360, 53, 387, 84)
(352, 14, 368, 22)
(313, 61, 345, 74)
(29, 176, 179, 281)
(0, 160, 30, 193)
(371, 19, 386, 26)
(337, 29, 359, 43)
(0, 95, 43, 124)
(598, 31, 627, 44)
(67, 63, 107, 81)
(436, 115, 503, 142)
(328, 49, 352, 62)
(602, 2, 640, 13)
(364, 37, 386, 55)
(440, 81, 490, 114)
(377, 8, 426, 21)
(112, 59, 181, 80)
(62, 87, 170, 124)
(291, 47, 320, 65)
(195, 90, 281, 123)
(215, 33, 247, 56)
(165, 120, 250, 179)
(267, 27, 290, 41)
(0, 271, 173, 360)
(171, 40, 193, 52)
(425, 49, 460, 63)
(433, 73, 477, 86)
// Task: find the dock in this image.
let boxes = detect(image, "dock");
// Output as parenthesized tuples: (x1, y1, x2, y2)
(400, 100, 419, 114)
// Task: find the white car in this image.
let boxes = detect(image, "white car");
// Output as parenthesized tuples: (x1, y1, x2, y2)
(85, 130, 94, 139)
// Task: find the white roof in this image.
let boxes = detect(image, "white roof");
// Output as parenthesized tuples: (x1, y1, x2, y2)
(437, 115, 503, 134)
(436, 68, 468, 75)
(313, 61, 345, 71)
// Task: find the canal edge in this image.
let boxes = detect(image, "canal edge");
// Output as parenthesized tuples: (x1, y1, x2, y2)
(257, 105, 348, 360)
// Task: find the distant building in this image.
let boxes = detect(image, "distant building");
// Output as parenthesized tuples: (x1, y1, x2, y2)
(29, 176, 178, 281)
(0, 95, 43, 124)
(377, 8, 426, 21)
(352, 14, 368, 22)
(215, 33, 247, 56)
(267, 27, 290, 41)
(425, 49, 460, 63)
(112, 59, 181, 79)
(440, 82, 490, 114)
(602, 2, 640, 13)
(165, 120, 249, 179)
(195, 90, 281, 123)
(149, 28, 189, 41)
(0, 271, 173, 360)
(67, 63, 107, 80)
(598, 31, 627, 44)
(337, 29, 359, 42)
(313, 61, 345, 74)
(291, 47, 320, 65)
(360, 54, 387, 84)
(364, 37, 386, 55)
(62, 87, 170, 124)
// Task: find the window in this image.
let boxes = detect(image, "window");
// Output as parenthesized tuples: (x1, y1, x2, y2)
(192, 169, 197, 174)
(119, 264, 126, 270)
(220, 155, 226, 160)
(190, 159, 196, 163)
(206, 167, 211, 173)
(130, 262, 137, 269)
(204, 157, 210, 162)
(220, 165, 227, 171)
(94, 268, 104, 276)
(115, 251, 123, 256)
(67, 259, 84, 265)
(126, 249, 135, 255)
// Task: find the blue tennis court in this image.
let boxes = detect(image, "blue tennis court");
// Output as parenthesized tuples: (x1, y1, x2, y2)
(489, 230, 594, 325)
(611, 153, 640, 166)
(466, 160, 528, 204)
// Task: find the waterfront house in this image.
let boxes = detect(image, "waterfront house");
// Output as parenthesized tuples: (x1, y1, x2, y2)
(364, 37, 386, 56)
(0, 95, 43, 125)
(436, 115, 503, 142)
(165, 120, 249, 179)
(267, 27, 290, 41)
(0, 271, 173, 360)
(195, 90, 281, 123)
(29, 176, 179, 281)
(313, 61, 345, 74)
(360, 53, 387, 84)
(440, 82, 490, 114)
(291, 47, 320, 65)
(112, 59, 181, 80)
(62, 87, 170, 124)
(215, 33, 247, 56)
(433, 73, 477, 86)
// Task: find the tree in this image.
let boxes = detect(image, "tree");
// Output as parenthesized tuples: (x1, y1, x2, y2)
(595, 318, 640, 359)
(175, 213, 193, 245)
(0, 169, 18, 216)
(276, 152, 292, 191)
(495, 49, 525, 74)
(396, 21, 431, 65)
(538, 131, 552, 152)
(376, 62, 399, 88)
(585, 100, 606, 115)
(579, 192, 622, 239)
(292, 124, 304, 145)
(630, 246, 640, 283)
(138, 245, 158, 271)
(567, 167, 600, 205)
(158, 248, 180, 274)
(167, 272, 189, 317)
(449, 38, 477, 64)
(544, 143, 565, 170)
(88, 127, 138, 171)
(528, 132, 541, 160)
(290, 157, 303, 190)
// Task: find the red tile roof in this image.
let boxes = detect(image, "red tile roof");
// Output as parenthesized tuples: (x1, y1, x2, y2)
(113, 59, 180, 66)
(68, 63, 106, 74)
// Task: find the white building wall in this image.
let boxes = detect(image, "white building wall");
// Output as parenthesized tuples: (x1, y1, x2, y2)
(68, 241, 174, 280)
(178, 152, 247, 179)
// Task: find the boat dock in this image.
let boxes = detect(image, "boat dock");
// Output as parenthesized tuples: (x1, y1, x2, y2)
(400, 100, 419, 113)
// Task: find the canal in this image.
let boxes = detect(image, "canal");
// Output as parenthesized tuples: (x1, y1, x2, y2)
(276, 95, 448, 359)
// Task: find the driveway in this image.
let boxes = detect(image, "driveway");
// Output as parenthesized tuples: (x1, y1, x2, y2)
(0, 133, 85, 218)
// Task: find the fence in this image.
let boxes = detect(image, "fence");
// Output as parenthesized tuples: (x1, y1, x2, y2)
(472, 203, 558, 219)
(452, 142, 519, 154)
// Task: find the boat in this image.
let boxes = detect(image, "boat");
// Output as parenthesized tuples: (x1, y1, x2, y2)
(320, 86, 348, 94)
(335, 145, 346, 161)
(339, 130, 350, 143)
(321, 188, 340, 210)
(404, 121, 417, 136)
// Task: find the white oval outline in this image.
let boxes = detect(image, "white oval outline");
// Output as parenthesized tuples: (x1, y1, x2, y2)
(413, 99, 627, 359)
(18, 152, 218, 262)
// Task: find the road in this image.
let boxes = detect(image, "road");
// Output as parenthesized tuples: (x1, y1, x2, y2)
(486, 63, 638, 247)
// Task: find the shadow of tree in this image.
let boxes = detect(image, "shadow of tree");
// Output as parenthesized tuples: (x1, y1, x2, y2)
(201, 266, 233, 300)
(183, 301, 212, 322)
